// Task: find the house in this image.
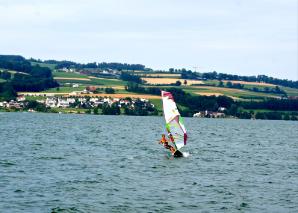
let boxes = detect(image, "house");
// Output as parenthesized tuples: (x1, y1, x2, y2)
(193, 112, 204, 118)
(57, 99, 69, 108)
(86, 86, 97, 92)
(67, 98, 76, 104)
(17, 95, 25, 102)
(7, 100, 22, 109)
(211, 112, 225, 118)
(45, 98, 57, 108)
(218, 107, 226, 112)
(0, 101, 7, 107)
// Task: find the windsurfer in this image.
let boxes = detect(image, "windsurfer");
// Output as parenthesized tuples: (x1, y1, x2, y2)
(168, 133, 175, 143)
(169, 146, 176, 154)
(159, 134, 171, 149)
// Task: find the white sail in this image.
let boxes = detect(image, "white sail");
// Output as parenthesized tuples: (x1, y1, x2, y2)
(161, 90, 187, 150)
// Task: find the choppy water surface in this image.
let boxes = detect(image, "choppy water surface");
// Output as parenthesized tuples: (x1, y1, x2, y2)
(0, 112, 297, 213)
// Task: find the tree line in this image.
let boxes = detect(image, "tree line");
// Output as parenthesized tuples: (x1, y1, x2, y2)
(29, 58, 146, 71)
(175, 69, 298, 89)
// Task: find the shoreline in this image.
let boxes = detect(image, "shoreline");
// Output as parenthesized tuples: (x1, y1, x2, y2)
(1, 109, 297, 121)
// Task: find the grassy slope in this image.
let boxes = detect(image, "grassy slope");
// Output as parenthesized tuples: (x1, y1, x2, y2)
(44, 86, 86, 93)
(281, 87, 298, 96)
(31, 62, 57, 70)
(149, 99, 162, 114)
(204, 80, 275, 90)
(53, 72, 89, 78)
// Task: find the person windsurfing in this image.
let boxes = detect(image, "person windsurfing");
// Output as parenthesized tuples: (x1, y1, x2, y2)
(159, 134, 171, 149)
(169, 146, 176, 154)
(168, 133, 175, 143)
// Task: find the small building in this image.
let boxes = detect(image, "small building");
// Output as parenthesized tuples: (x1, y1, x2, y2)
(17, 95, 25, 102)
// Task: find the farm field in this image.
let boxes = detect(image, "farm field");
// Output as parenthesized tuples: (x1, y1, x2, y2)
(55, 76, 127, 86)
(184, 86, 281, 100)
(203, 80, 275, 89)
(222, 80, 275, 87)
(44, 86, 86, 93)
(53, 72, 89, 78)
(142, 77, 204, 85)
(31, 62, 57, 70)
(281, 86, 298, 96)
(137, 73, 181, 78)
(54, 77, 91, 81)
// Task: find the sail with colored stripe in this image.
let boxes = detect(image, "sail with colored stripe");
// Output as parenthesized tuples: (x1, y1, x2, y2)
(161, 90, 187, 150)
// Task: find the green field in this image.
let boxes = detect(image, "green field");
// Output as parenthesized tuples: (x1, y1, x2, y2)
(203, 80, 275, 90)
(25, 96, 47, 101)
(31, 62, 57, 70)
(44, 86, 86, 93)
(281, 87, 298, 97)
(149, 99, 162, 114)
(89, 78, 127, 86)
(53, 72, 89, 78)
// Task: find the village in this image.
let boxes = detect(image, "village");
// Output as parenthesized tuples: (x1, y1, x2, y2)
(0, 93, 158, 115)
(0, 93, 228, 118)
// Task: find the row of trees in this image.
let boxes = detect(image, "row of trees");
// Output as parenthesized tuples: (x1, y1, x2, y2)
(200, 71, 298, 89)
(29, 58, 146, 71)
(239, 99, 298, 111)
(120, 72, 143, 84)
(217, 81, 287, 95)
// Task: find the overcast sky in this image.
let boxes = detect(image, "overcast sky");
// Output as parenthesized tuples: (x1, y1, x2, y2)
(0, 0, 297, 80)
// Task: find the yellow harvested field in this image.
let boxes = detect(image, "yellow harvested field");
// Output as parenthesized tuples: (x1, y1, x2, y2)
(54, 77, 91, 81)
(222, 80, 275, 86)
(194, 92, 239, 100)
(138, 73, 181, 77)
(66, 93, 161, 99)
(142, 78, 204, 85)
(192, 86, 246, 93)
(195, 92, 224, 96)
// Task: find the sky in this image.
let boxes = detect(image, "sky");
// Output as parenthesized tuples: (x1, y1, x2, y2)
(0, 0, 297, 80)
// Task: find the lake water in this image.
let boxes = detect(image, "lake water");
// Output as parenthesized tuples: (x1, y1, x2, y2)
(0, 112, 297, 213)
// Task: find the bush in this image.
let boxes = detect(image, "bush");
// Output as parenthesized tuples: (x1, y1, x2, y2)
(105, 87, 115, 94)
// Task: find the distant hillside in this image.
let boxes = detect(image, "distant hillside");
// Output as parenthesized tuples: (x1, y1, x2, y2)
(29, 57, 298, 89)
(29, 58, 147, 71)
(0, 55, 58, 100)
